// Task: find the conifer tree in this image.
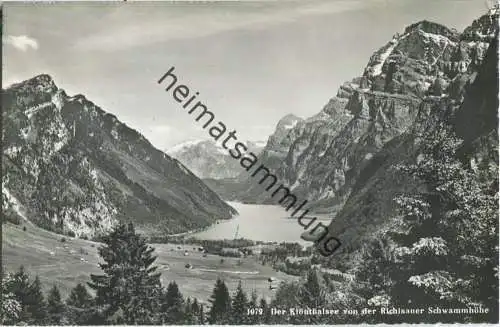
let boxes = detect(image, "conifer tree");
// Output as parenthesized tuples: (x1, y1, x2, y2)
(191, 297, 200, 315)
(259, 297, 270, 324)
(66, 283, 95, 325)
(231, 281, 248, 324)
(301, 269, 324, 307)
(248, 290, 257, 308)
(184, 298, 195, 324)
(190, 298, 201, 324)
(247, 290, 259, 324)
(354, 237, 393, 301)
(299, 270, 329, 324)
(208, 278, 231, 324)
(161, 281, 185, 323)
(270, 281, 302, 324)
(66, 283, 93, 308)
(47, 285, 66, 324)
(88, 222, 162, 324)
(26, 276, 47, 324)
(199, 303, 205, 325)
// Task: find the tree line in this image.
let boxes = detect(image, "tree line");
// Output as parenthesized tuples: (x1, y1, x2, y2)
(1, 223, 277, 325)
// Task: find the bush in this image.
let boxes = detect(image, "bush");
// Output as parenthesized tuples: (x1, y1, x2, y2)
(67, 230, 76, 237)
(2, 210, 21, 225)
(22, 226, 27, 232)
(60, 237, 66, 243)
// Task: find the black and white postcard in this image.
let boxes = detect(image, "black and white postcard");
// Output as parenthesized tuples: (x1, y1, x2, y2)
(2, 0, 499, 325)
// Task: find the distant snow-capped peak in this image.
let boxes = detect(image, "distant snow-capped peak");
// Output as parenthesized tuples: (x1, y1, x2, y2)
(167, 138, 266, 156)
(166, 138, 267, 179)
(166, 139, 207, 155)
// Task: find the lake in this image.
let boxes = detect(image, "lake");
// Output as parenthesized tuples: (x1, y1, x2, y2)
(191, 202, 330, 244)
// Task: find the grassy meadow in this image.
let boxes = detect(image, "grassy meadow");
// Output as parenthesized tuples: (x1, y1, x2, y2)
(2, 223, 297, 304)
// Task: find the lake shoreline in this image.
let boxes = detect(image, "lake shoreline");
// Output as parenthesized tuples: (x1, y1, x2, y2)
(187, 202, 309, 244)
(166, 217, 234, 238)
(166, 201, 241, 238)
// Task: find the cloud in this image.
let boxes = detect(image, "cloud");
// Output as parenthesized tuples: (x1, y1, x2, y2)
(4, 35, 39, 51)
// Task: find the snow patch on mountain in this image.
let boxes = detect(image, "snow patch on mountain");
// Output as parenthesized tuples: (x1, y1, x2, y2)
(420, 30, 456, 46)
(167, 139, 206, 154)
(284, 120, 298, 130)
(371, 39, 399, 76)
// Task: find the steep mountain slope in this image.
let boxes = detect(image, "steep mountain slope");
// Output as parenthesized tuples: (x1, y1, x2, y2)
(2, 75, 236, 238)
(167, 139, 265, 179)
(211, 12, 498, 218)
(331, 29, 498, 323)
(318, 12, 499, 256)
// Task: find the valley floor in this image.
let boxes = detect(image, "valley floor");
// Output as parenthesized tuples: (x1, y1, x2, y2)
(2, 223, 297, 304)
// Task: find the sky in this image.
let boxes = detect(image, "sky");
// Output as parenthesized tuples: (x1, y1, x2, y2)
(2, 0, 489, 150)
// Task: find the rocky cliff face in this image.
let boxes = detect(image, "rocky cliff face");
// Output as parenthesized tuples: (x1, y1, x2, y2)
(2, 75, 236, 238)
(322, 16, 498, 260)
(167, 139, 265, 179)
(213, 11, 498, 219)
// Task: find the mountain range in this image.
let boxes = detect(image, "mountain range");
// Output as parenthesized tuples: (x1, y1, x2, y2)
(205, 10, 499, 252)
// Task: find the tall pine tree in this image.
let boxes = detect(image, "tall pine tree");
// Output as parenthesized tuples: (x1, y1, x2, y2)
(230, 281, 248, 324)
(208, 278, 231, 324)
(247, 290, 259, 324)
(66, 283, 92, 308)
(159, 281, 185, 324)
(47, 285, 66, 324)
(184, 298, 195, 324)
(301, 269, 325, 308)
(26, 276, 47, 324)
(88, 222, 162, 324)
(270, 281, 302, 324)
(199, 303, 205, 325)
(259, 297, 270, 324)
(190, 298, 202, 324)
(66, 283, 95, 325)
